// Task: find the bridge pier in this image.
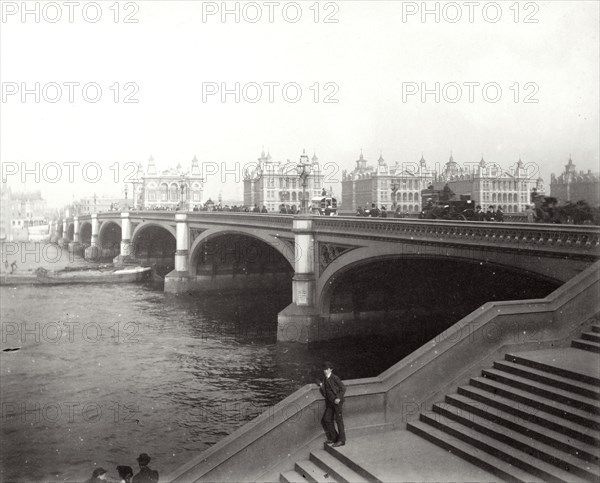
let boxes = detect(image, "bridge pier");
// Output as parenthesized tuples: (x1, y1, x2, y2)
(58, 219, 69, 247)
(164, 213, 192, 291)
(84, 214, 101, 260)
(113, 212, 135, 265)
(50, 220, 59, 243)
(277, 218, 323, 343)
(68, 216, 83, 256)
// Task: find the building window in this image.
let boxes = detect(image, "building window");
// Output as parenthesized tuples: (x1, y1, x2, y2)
(170, 184, 179, 201)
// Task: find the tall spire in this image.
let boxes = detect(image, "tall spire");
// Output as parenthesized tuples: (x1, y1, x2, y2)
(147, 154, 156, 175)
(191, 155, 200, 175)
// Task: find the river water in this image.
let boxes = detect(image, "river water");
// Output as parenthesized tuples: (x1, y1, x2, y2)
(0, 243, 420, 482)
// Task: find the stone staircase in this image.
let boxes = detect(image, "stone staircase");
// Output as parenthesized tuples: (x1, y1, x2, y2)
(279, 322, 600, 483)
(408, 322, 600, 482)
(280, 445, 377, 483)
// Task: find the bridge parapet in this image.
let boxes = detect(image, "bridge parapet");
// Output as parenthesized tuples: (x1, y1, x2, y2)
(312, 217, 600, 256)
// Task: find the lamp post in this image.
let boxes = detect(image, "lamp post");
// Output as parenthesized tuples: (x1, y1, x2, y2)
(296, 150, 312, 214)
(179, 175, 188, 211)
(124, 183, 129, 211)
(93, 193, 97, 213)
(280, 177, 290, 202)
(391, 179, 399, 210)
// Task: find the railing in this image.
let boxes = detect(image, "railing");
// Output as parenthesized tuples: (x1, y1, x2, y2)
(165, 261, 600, 482)
(314, 217, 600, 256)
(63, 213, 600, 258)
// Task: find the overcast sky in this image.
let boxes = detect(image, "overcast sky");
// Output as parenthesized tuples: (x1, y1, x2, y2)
(1, 0, 598, 207)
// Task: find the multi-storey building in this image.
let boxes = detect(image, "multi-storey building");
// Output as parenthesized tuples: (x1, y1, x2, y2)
(136, 156, 205, 210)
(76, 195, 127, 214)
(432, 155, 543, 213)
(550, 157, 599, 206)
(341, 151, 436, 213)
(243, 149, 325, 212)
(0, 184, 49, 241)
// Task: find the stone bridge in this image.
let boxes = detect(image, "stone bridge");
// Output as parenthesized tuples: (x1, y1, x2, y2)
(51, 212, 600, 342)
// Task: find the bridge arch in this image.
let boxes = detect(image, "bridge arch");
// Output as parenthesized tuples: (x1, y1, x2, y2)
(65, 222, 74, 241)
(97, 220, 122, 250)
(131, 221, 176, 244)
(131, 222, 177, 268)
(317, 243, 564, 315)
(79, 221, 92, 245)
(188, 227, 295, 277)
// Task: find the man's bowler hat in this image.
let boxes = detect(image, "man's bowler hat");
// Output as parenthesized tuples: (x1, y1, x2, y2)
(137, 453, 151, 465)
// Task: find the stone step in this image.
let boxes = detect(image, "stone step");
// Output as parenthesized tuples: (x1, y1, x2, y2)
(445, 392, 600, 465)
(505, 352, 600, 386)
(407, 420, 545, 483)
(294, 459, 340, 483)
(470, 376, 600, 430)
(432, 401, 600, 480)
(572, 339, 600, 354)
(419, 412, 588, 482)
(591, 324, 600, 334)
(582, 332, 600, 343)
(493, 360, 600, 400)
(458, 384, 600, 447)
(309, 449, 370, 483)
(481, 368, 600, 414)
(280, 469, 312, 483)
(323, 444, 380, 483)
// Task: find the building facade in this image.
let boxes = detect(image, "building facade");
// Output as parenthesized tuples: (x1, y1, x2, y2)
(431, 155, 543, 213)
(75, 195, 127, 215)
(550, 157, 599, 206)
(341, 152, 436, 213)
(243, 149, 325, 212)
(136, 156, 205, 210)
(0, 184, 49, 241)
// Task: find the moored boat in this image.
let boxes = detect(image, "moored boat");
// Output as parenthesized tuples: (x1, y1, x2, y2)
(0, 266, 151, 286)
(35, 266, 151, 284)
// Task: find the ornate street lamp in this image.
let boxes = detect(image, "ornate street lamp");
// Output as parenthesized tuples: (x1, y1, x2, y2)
(296, 150, 312, 214)
(391, 179, 400, 210)
(179, 175, 188, 211)
(123, 183, 129, 211)
(280, 177, 290, 203)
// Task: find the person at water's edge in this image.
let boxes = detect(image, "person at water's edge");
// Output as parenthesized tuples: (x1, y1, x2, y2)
(318, 361, 346, 447)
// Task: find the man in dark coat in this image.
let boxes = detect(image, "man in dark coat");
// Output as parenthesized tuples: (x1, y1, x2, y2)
(132, 454, 158, 483)
(474, 205, 485, 221)
(318, 361, 346, 447)
(495, 206, 504, 222)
